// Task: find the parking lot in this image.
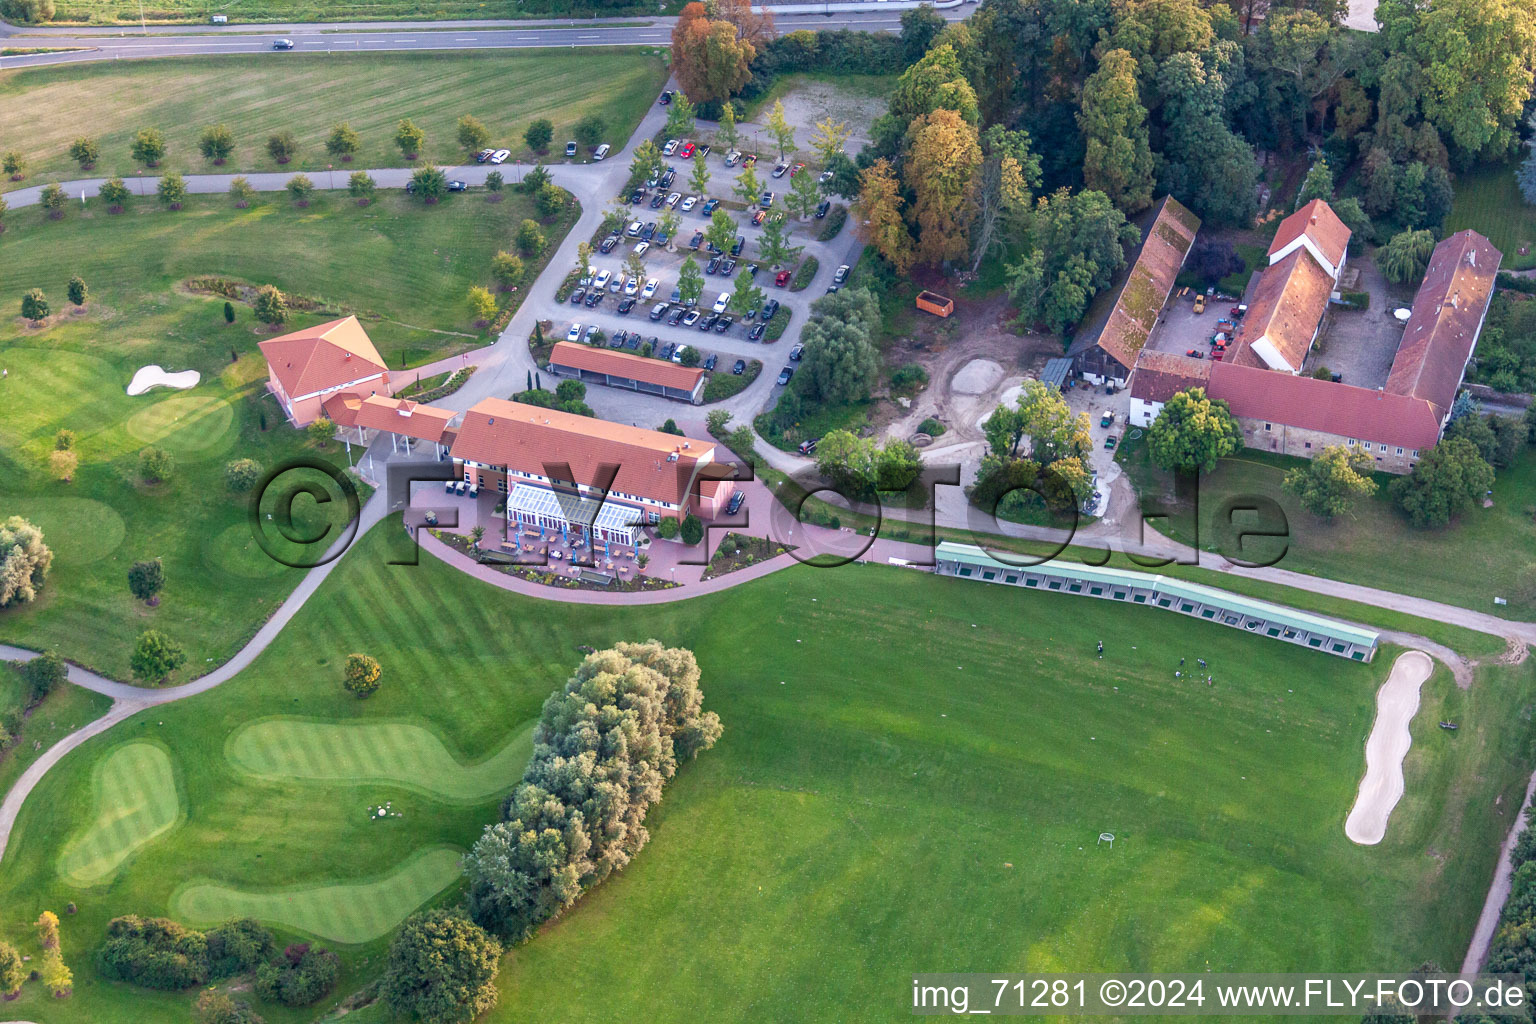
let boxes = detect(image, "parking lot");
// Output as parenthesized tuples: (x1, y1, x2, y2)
(1143, 286, 1247, 364)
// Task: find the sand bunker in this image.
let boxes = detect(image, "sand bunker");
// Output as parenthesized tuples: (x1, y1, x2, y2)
(127, 365, 200, 396)
(1345, 650, 1434, 845)
(949, 359, 1004, 396)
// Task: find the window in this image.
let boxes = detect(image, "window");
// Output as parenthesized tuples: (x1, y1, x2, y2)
(1411, 449, 1419, 457)
(1304, 441, 1312, 449)
(959, 566, 973, 577)
(982, 571, 996, 581)
(1048, 580, 1062, 591)
(1347, 438, 1356, 446)
(1202, 608, 1216, 619)
(1068, 583, 1083, 593)
(1089, 586, 1103, 596)
(1264, 422, 1272, 431)
(1362, 442, 1372, 451)
(1025, 577, 1039, 588)
(1309, 637, 1322, 647)
(1180, 603, 1194, 613)
(1395, 447, 1403, 456)
(1267, 627, 1281, 637)
(1332, 643, 1345, 653)
(1134, 594, 1147, 603)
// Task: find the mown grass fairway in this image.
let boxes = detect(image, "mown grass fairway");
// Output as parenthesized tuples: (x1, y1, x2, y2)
(0, 50, 667, 191)
(227, 719, 534, 801)
(1447, 161, 1536, 270)
(57, 742, 180, 887)
(171, 846, 464, 944)
(0, 524, 1530, 1022)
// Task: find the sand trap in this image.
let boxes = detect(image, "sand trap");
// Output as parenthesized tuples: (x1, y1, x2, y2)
(950, 358, 1004, 395)
(1345, 650, 1434, 845)
(127, 365, 200, 396)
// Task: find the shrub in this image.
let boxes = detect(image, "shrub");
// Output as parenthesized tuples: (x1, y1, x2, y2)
(657, 516, 680, 540)
(20, 287, 49, 323)
(49, 449, 78, 482)
(253, 944, 338, 1006)
(680, 514, 704, 545)
(791, 256, 820, 290)
(139, 445, 175, 484)
(0, 516, 53, 608)
(381, 910, 501, 1024)
(266, 132, 297, 164)
(66, 275, 88, 307)
(917, 416, 945, 436)
(128, 558, 165, 603)
(343, 653, 381, 698)
(205, 919, 275, 979)
(890, 363, 929, 394)
(130, 629, 186, 685)
(97, 915, 210, 990)
(816, 204, 848, 241)
(0, 941, 24, 996)
(20, 649, 67, 702)
(225, 458, 262, 493)
(194, 988, 266, 1024)
(253, 285, 287, 325)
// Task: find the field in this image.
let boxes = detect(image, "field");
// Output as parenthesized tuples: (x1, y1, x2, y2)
(42, 0, 675, 26)
(1117, 435, 1536, 621)
(1446, 161, 1536, 270)
(0, 50, 668, 192)
(57, 742, 181, 887)
(0, 522, 1530, 1022)
(0, 186, 579, 680)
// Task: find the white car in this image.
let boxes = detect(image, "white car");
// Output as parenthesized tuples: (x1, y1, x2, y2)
(624, 276, 640, 297)
(626, 220, 643, 237)
(641, 278, 660, 299)
(682, 309, 702, 327)
(818, 169, 833, 184)
(566, 323, 583, 341)
(713, 292, 731, 313)
(593, 270, 611, 291)
(666, 192, 682, 207)
(771, 162, 789, 178)
(662, 138, 679, 156)
(680, 195, 698, 212)
(634, 241, 651, 256)
(725, 150, 741, 167)
(609, 273, 623, 293)
(489, 149, 511, 164)
(671, 344, 691, 364)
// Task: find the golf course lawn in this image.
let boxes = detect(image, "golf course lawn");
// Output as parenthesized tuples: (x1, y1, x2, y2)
(0, 50, 667, 191)
(57, 741, 181, 887)
(1117, 434, 1536, 621)
(0, 523, 1530, 1022)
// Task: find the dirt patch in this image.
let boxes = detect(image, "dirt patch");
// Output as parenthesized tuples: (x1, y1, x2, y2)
(752, 76, 891, 156)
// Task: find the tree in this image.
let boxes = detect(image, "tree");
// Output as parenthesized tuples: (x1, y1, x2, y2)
(767, 99, 796, 160)
(39, 948, 71, 996)
(128, 558, 165, 603)
(1008, 188, 1138, 333)
(395, 118, 425, 160)
(50, 449, 77, 482)
(55, 428, 74, 452)
(732, 163, 764, 209)
(905, 109, 981, 266)
(534, 182, 565, 218)
(889, 44, 979, 128)
(689, 149, 711, 195)
(574, 240, 595, 280)
(627, 139, 665, 191)
(130, 127, 166, 166)
(573, 112, 606, 148)
(491, 251, 524, 290)
(680, 514, 704, 545)
(343, 653, 382, 698)
(678, 253, 704, 305)
(265, 131, 297, 165)
(451, 115, 489, 158)
(729, 268, 764, 315)
(139, 445, 175, 483)
(99, 176, 131, 211)
(793, 288, 882, 405)
(21, 288, 50, 324)
(623, 248, 648, 285)
(306, 417, 335, 447)
(658, 208, 681, 247)
(1295, 159, 1335, 208)
(226, 458, 262, 492)
(521, 164, 550, 193)
(131, 629, 186, 685)
(716, 99, 739, 151)
(665, 92, 698, 138)
(1146, 388, 1243, 473)
(224, 300, 236, 324)
(1390, 436, 1496, 527)
(1153, 51, 1258, 226)
(523, 118, 554, 153)
(410, 165, 448, 203)
(381, 910, 502, 1024)
(815, 430, 878, 491)
(516, 218, 546, 256)
(68, 136, 99, 170)
(969, 124, 1037, 272)
(285, 174, 314, 206)
(900, 3, 947, 63)
(0, 940, 25, 997)
(348, 171, 376, 204)
(786, 165, 821, 220)
(39, 182, 66, 217)
(198, 124, 235, 165)
(254, 284, 288, 325)
(21, 649, 67, 702)
(756, 215, 796, 268)
(983, 379, 1092, 465)
(808, 118, 851, 168)
(705, 207, 737, 255)
(36, 910, 59, 949)
(1522, 145, 1536, 206)
(1078, 49, 1156, 215)
(1284, 445, 1377, 519)
(0, 517, 52, 608)
(1187, 238, 1244, 284)
(671, 4, 756, 104)
(468, 285, 498, 324)
(66, 274, 88, 307)
(485, 171, 503, 195)
(326, 122, 360, 161)
(1379, 229, 1437, 284)
(855, 158, 914, 274)
(157, 171, 188, 208)
(1, 150, 22, 179)
(229, 176, 256, 207)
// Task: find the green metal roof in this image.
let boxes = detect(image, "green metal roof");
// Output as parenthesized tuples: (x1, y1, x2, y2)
(935, 542, 1378, 647)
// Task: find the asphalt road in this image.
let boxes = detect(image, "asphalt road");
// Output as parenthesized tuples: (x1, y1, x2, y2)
(0, 9, 965, 69)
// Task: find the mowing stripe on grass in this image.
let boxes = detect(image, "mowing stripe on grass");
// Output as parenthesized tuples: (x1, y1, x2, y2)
(58, 741, 180, 887)
(226, 718, 534, 801)
(170, 845, 463, 945)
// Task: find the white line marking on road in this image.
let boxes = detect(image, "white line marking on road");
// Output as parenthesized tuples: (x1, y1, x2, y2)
(393, 37, 416, 42)
(455, 37, 475, 41)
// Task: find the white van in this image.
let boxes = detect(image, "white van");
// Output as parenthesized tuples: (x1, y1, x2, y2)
(593, 143, 611, 160)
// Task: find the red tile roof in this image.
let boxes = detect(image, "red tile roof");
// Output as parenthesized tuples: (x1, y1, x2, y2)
(259, 316, 389, 399)
(548, 342, 706, 392)
(1234, 248, 1332, 371)
(1208, 361, 1443, 451)
(352, 395, 458, 444)
(1384, 230, 1501, 419)
(449, 398, 718, 506)
(1269, 199, 1351, 273)
(1128, 350, 1210, 404)
(320, 392, 365, 428)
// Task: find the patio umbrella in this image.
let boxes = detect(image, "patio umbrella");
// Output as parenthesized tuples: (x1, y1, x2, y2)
(605, 539, 610, 561)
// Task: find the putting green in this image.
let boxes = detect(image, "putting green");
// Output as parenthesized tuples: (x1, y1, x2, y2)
(124, 393, 236, 458)
(226, 718, 534, 801)
(170, 846, 464, 944)
(58, 742, 181, 887)
(204, 521, 295, 580)
(1, 495, 126, 565)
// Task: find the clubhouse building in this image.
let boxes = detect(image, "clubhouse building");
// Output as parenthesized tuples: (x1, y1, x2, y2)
(258, 316, 393, 427)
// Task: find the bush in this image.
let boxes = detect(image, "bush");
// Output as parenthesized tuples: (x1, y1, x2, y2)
(816, 204, 848, 241)
(97, 915, 210, 990)
(225, 458, 262, 492)
(1338, 290, 1369, 310)
(206, 918, 275, 979)
(130, 629, 186, 685)
(127, 558, 165, 602)
(343, 653, 381, 698)
(0, 940, 24, 996)
(139, 445, 175, 484)
(917, 417, 945, 436)
(0, 516, 53, 608)
(791, 256, 820, 291)
(889, 363, 929, 395)
(253, 944, 339, 1006)
(20, 649, 67, 702)
(680, 514, 703, 545)
(657, 516, 680, 540)
(194, 988, 266, 1024)
(381, 911, 501, 1024)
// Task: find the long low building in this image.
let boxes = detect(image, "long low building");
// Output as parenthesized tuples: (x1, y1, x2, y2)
(547, 341, 707, 404)
(933, 542, 1378, 661)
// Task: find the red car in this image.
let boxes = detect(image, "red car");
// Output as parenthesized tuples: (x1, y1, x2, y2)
(775, 270, 791, 287)
(679, 141, 696, 159)
(751, 209, 766, 225)
(790, 162, 806, 176)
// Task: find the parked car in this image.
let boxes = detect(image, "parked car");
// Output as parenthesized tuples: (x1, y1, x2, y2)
(725, 150, 741, 167)
(609, 330, 627, 348)
(594, 143, 611, 160)
(732, 359, 747, 374)
(798, 437, 819, 454)
(660, 342, 676, 360)
(1100, 410, 1115, 428)
(655, 227, 672, 246)
(701, 198, 720, 214)
(833, 264, 850, 284)
(608, 273, 623, 294)
(631, 334, 646, 350)
(698, 313, 718, 331)
(726, 491, 745, 514)
(789, 344, 804, 361)
(272, 38, 295, 49)
(569, 287, 587, 305)
(682, 310, 702, 327)
(713, 292, 732, 313)
(771, 162, 789, 178)
(660, 169, 676, 189)
(641, 278, 660, 300)
(681, 195, 698, 212)
(660, 89, 674, 104)
(760, 191, 775, 208)
(730, 236, 745, 256)
(489, 149, 510, 164)
(662, 138, 679, 156)
(566, 323, 583, 342)
(680, 141, 696, 158)
(667, 307, 686, 326)
(1104, 435, 1118, 451)
(714, 316, 733, 333)
(629, 188, 645, 204)
(634, 241, 651, 257)
(762, 299, 780, 320)
(626, 220, 643, 237)
(742, 153, 757, 167)
(666, 192, 682, 207)
(593, 269, 612, 290)
(815, 200, 831, 218)
(617, 297, 637, 315)
(790, 162, 805, 176)
(475, 149, 494, 163)
(774, 270, 791, 288)
(704, 353, 718, 370)
(581, 325, 598, 343)
(698, 144, 711, 158)
(777, 366, 795, 386)
(818, 170, 834, 184)
(689, 230, 704, 250)
(706, 256, 721, 275)
(641, 222, 656, 240)
(649, 192, 666, 209)
(566, 141, 578, 157)
(721, 258, 737, 275)
(447, 180, 467, 192)
(599, 235, 620, 254)
(751, 209, 767, 226)
(748, 323, 766, 341)
(647, 301, 666, 320)
(584, 290, 603, 308)
(671, 344, 690, 363)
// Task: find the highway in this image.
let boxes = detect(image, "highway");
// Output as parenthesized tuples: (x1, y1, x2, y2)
(0, 8, 965, 69)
